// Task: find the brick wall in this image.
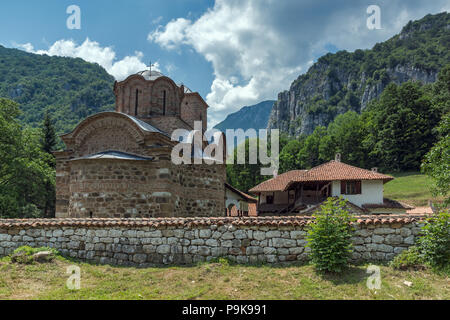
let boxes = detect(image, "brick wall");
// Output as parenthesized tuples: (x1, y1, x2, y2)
(0, 215, 425, 266)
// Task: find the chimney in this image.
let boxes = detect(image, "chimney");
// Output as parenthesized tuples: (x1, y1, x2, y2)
(371, 167, 378, 173)
(335, 153, 341, 162)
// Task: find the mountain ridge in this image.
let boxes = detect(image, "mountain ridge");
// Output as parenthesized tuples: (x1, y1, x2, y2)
(267, 12, 450, 136)
(213, 100, 275, 132)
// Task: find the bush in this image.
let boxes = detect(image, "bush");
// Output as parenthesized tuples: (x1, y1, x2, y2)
(390, 246, 427, 270)
(10, 246, 58, 264)
(306, 197, 356, 273)
(417, 210, 450, 268)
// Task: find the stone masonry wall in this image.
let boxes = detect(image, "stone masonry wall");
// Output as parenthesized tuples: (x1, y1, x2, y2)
(0, 216, 425, 266)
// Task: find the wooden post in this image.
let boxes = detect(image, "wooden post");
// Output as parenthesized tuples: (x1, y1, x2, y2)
(257, 193, 261, 215)
(300, 184, 304, 203)
(316, 183, 319, 202)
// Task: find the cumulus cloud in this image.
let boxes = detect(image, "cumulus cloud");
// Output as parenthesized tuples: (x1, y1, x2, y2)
(148, 0, 449, 127)
(17, 38, 153, 80)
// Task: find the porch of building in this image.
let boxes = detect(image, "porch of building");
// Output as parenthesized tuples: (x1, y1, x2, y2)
(256, 181, 332, 215)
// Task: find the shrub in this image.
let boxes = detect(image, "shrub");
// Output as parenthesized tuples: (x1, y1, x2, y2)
(417, 210, 450, 268)
(390, 246, 427, 270)
(10, 246, 58, 264)
(306, 197, 356, 273)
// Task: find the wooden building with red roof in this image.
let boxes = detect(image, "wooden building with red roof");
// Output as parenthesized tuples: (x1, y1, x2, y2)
(249, 154, 413, 216)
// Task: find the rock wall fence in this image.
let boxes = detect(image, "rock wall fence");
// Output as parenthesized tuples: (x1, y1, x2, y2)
(0, 215, 426, 266)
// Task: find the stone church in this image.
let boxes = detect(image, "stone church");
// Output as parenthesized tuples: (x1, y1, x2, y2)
(54, 69, 226, 218)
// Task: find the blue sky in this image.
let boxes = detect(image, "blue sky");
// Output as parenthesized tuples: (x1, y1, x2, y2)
(0, 0, 449, 127)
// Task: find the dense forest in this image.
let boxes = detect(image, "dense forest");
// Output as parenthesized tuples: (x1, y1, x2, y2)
(0, 45, 115, 143)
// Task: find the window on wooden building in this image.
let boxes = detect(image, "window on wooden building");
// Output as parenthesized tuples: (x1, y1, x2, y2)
(341, 180, 361, 195)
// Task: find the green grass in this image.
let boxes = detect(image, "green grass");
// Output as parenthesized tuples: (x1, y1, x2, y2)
(0, 256, 448, 300)
(384, 172, 443, 207)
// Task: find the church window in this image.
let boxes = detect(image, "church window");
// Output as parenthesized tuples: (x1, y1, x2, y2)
(135, 89, 139, 116)
(163, 90, 166, 115)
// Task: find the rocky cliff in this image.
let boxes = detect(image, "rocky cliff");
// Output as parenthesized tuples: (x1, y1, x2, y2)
(268, 12, 450, 136)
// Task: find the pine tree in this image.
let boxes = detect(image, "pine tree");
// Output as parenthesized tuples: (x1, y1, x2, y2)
(41, 110, 57, 156)
(40, 110, 57, 217)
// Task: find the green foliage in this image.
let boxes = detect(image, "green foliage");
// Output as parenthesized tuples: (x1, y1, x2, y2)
(279, 139, 303, 173)
(283, 12, 449, 149)
(0, 45, 115, 147)
(421, 114, 449, 205)
(10, 246, 58, 264)
(226, 138, 269, 193)
(390, 246, 426, 270)
(0, 98, 55, 218)
(40, 111, 57, 217)
(41, 110, 57, 155)
(365, 81, 442, 171)
(417, 210, 450, 268)
(306, 197, 356, 273)
(297, 126, 327, 168)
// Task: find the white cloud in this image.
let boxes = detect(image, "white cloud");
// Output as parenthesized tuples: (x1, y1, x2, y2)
(148, 0, 449, 127)
(152, 16, 163, 24)
(17, 38, 153, 80)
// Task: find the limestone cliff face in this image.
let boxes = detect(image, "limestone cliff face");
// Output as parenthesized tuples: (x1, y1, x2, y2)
(267, 12, 448, 136)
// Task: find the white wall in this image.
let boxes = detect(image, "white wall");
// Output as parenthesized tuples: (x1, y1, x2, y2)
(225, 188, 241, 210)
(332, 180, 384, 207)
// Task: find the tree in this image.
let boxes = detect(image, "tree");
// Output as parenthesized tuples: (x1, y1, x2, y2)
(364, 81, 441, 171)
(40, 110, 57, 217)
(297, 126, 327, 168)
(279, 139, 303, 173)
(41, 110, 57, 156)
(319, 111, 367, 167)
(226, 138, 269, 193)
(421, 113, 450, 205)
(0, 98, 55, 218)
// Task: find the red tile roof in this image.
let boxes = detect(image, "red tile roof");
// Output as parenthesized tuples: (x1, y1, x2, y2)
(225, 183, 257, 202)
(0, 215, 429, 228)
(250, 161, 393, 193)
(249, 170, 307, 193)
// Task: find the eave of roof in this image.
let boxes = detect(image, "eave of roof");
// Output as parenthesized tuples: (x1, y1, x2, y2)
(60, 112, 169, 139)
(70, 150, 154, 161)
(124, 114, 169, 136)
(225, 183, 257, 202)
(249, 170, 307, 193)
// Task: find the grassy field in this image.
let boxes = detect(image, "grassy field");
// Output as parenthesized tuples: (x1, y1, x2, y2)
(0, 256, 448, 300)
(384, 172, 442, 207)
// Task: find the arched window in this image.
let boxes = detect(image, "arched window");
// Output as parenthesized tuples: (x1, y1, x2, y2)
(135, 89, 139, 116)
(163, 90, 166, 115)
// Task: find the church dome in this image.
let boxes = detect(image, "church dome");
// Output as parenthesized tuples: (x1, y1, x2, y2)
(136, 70, 165, 81)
